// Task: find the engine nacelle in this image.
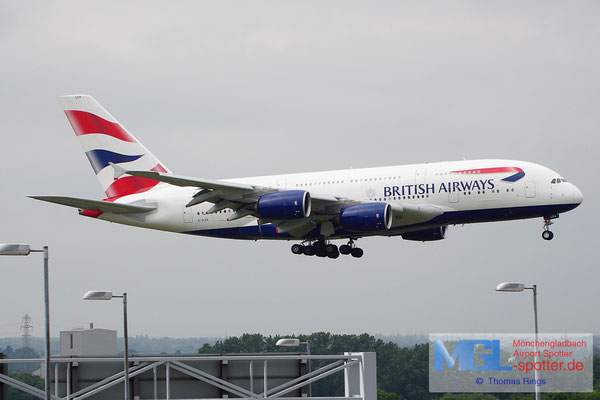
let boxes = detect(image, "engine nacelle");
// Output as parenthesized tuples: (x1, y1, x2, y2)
(257, 190, 311, 219)
(401, 226, 448, 241)
(339, 203, 392, 231)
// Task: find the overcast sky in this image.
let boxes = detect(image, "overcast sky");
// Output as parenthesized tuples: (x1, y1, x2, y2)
(0, 1, 598, 340)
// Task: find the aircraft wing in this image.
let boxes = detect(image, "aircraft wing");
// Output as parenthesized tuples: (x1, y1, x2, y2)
(120, 169, 359, 237)
(30, 196, 156, 214)
(123, 170, 255, 191)
(123, 169, 345, 210)
(119, 169, 445, 236)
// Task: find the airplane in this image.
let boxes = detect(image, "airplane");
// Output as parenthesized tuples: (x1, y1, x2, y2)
(32, 95, 583, 259)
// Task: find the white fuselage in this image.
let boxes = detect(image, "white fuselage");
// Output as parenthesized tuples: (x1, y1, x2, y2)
(97, 159, 582, 241)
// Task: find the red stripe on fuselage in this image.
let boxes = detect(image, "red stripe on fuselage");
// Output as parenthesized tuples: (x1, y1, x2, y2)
(451, 167, 523, 174)
(64, 110, 136, 143)
(104, 164, 168, 198)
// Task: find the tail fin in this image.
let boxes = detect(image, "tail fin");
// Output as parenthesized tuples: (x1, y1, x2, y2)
(58, 95, 171, 199)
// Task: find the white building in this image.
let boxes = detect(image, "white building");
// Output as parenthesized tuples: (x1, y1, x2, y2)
(60, 326, 117, 356)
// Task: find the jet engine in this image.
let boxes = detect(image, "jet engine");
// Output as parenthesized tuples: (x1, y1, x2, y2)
(339, 203, 392, 231)
(257, 190, 311, 219)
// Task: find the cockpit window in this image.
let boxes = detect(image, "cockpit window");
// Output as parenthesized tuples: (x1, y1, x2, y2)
(551, 178, 556, 184)
(551, 177, 567, 184)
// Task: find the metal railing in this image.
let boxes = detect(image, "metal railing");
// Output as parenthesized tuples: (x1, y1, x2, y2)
(0, 352, 376, 400)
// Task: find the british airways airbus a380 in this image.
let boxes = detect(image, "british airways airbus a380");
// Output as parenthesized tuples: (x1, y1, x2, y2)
(32, 95, 583, 259)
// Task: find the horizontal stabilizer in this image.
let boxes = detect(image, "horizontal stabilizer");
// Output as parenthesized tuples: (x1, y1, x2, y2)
(30, 196, 156, 214)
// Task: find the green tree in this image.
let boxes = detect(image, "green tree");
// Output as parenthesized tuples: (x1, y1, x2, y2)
(378, 388, 400, 400)
(440, 394, 499, 400)
(198, 333, 600, 400)
(1, 346, 15, 358)
(7, 373, 43, 400)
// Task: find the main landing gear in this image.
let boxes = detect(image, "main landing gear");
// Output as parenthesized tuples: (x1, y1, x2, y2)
(339, 239, 363, 258)
(291, 239, 364, 259)
(542, 215, 558, 241)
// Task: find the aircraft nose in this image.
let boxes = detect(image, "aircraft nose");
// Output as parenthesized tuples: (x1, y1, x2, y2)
(570, 183, 583, 205)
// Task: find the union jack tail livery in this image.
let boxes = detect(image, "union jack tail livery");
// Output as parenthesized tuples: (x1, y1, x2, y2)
(58, 95, 170, 198)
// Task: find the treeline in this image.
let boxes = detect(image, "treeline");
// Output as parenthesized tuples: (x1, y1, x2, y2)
(121, 334, 218, 354)
(198, 333, 600, 400)
(0, 335, 220, 356)
(5, 373, 43, 400)
(0, 346, 41, 374)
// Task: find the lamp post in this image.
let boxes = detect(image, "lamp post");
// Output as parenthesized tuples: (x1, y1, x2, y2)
(276, 338, 311, 396)
(83, 291, 129, 400)
(496, 282, 539, 400)
(0, 243, 51, 400)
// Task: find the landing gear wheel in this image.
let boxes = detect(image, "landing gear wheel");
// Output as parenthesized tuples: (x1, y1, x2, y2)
(303, 245, 315, 256)
(313, 241, 325, 252)
(339, 244, 351, 255)
(291, 244, 304, 254)
(325, 244, 338, 255)
(542, 230, 554, 241)
(542, 215, 557, 241)
(327, 250, 340, 259)
(315, 248, 327, 257)
(351, 248, 364, 258)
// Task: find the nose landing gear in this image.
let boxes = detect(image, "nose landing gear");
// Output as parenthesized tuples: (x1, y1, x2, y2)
(542, 215, 558, 241)
(542, 230, 554, 240)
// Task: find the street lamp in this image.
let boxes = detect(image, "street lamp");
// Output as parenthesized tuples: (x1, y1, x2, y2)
(83, 290, 129, 400)
(0, 243, 51, 400)
(496, 282, 540, 400)
(276, 338, 311, 396)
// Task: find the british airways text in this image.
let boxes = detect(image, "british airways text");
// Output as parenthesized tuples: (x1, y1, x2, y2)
(383, 179, 495, 197)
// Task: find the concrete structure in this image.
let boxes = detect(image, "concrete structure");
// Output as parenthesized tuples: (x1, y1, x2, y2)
(60, 327, 117, 357)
